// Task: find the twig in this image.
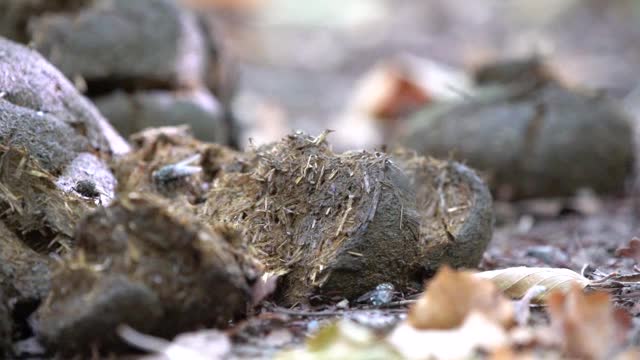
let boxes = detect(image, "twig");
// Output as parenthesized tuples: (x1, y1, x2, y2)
(269, 306, 408, 317)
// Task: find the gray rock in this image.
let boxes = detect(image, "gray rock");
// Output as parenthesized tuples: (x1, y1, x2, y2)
(29, 0, 207, 90)
(400, 83, 634, 199)
(95, 89, 229, 144)
(0, 36, 129, 155)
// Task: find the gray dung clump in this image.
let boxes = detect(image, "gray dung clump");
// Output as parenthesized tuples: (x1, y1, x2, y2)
(29, 0, 207, 90)
(0, 37, 126, 349)
(94, 89, 229, 144)
(202, 133, 494, 304)
(399, 63, 634, 199)
(0, 37, 129, 155)
(34, 193, 255, 354)
(0, 38, 121, 242)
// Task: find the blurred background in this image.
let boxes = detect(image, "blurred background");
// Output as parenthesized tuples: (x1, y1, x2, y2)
(183, 0, 640, 148)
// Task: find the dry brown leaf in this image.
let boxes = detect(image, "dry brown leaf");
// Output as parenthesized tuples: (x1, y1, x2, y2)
(408, 266, 514, 330)
(475, 267, 590, 303)
(615, 237, 640, 261)
(348, 54, 471, 122)
(547, 284, 630, 360)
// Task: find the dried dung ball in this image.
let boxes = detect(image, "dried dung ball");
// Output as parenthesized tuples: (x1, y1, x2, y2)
(29, 0, 208, 90)
(202, 133, 423, 303)
(399, 82, 634, 199)
(394, 150, 494, 274)
(94, 89, 229, 144)
(34, 193, 254, 354)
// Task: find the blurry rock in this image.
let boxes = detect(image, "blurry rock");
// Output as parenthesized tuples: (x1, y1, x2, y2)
(202, 132, 493, 304)
(114, 126, 244, 200)
(399, 64, 634, 199)
(0, 0, 91, 42)
(94, 89, 229, 144)
(29, 0, 208, 91)
(35, 193, 254, 354)
(0, 37, 129, 155)
(394, 150, 494, 274)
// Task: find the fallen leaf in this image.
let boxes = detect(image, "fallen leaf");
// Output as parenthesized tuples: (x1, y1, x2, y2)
(348, 54, 471, 122)
(388, 312, 509, 360)
(615, 237, 640, 261)
(547, 284, 630, 359)
(475, 267, 590, 303)
(408, 266, 514, 330)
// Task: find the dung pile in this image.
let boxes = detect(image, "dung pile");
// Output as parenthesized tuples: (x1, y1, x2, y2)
(18, 0, 235, 144)
(0, 36, 124, 257)
(398, 59, 634, 199)
(34, 193, 256, 354)
(202, 132, 493, 304)
(114, 125, 247, 200)
(0, 37, 128, 356)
